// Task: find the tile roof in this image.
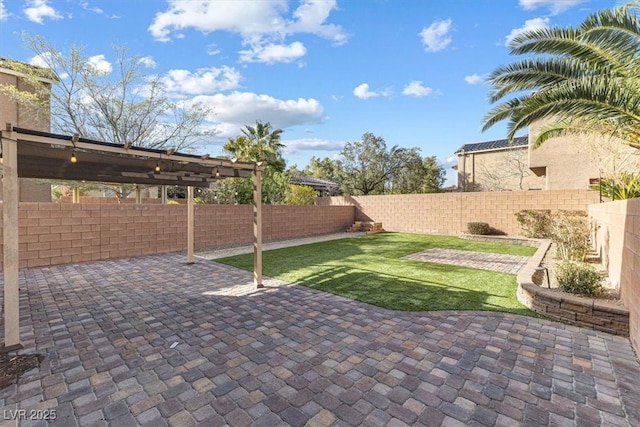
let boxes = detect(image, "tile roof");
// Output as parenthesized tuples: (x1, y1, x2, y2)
(455, 135, 528, 154)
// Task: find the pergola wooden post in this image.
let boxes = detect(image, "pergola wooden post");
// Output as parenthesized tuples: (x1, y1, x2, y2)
(187, 185, 195, 264)
(253, 165, 263, 288)
(2, 129, 21, 349)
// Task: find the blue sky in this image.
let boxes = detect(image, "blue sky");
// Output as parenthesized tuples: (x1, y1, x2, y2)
(0, 0, 619, 184)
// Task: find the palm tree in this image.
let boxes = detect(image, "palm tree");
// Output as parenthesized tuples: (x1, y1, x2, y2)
(482, 2, 640, 148)
(224, 121, 285, 171)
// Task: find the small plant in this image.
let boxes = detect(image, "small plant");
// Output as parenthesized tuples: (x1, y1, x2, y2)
(467, 222, 490, 235)
(515, 209, 551, 238)
(555, 261, 603, 297)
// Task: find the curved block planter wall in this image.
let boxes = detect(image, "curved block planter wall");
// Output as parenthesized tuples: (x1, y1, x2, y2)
(516, 240, 629, 336)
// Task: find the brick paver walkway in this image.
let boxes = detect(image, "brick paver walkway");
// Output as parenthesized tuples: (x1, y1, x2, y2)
(1, 254, 639, 426)
(403, 248, 530, 274)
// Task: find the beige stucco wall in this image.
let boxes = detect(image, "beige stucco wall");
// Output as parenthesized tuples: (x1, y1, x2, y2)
(529, 120, 640, 190)
(0, 70, 51, 131)
(1, 66, 53, 202)
(457, 147, 546, 191)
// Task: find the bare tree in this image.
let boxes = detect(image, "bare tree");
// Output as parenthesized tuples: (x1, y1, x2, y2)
(1, 34, 212, 151)
(475, 148, 534, 191)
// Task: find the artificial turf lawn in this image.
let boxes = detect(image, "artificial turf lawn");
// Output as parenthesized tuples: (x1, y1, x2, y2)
(216, 232, 539, 316)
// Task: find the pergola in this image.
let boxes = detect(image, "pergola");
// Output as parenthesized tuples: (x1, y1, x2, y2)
(0, 125, 264, 350)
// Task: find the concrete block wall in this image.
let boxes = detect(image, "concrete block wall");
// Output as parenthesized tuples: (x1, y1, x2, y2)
(0, 203, 355, 269)
(318, 190, 599, 235)
(590, 198, 640, 353)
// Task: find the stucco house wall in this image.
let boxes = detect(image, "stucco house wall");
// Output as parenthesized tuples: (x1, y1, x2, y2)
(0, 60, 53, 202)
(528, 120, 640, 190)
(456, 144, 546, 192)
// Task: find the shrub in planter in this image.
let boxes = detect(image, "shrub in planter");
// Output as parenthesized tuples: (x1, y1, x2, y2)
(515, 209, 551, 238)
(549, 211, 591, 262)
(467, 222, 490, 235)
(555, 261, 603, 297)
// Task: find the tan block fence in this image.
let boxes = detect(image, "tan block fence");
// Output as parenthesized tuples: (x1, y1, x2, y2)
(590, 199, 640, 354)
(0, 203, 355, 269)
(316, 189, 600, 235)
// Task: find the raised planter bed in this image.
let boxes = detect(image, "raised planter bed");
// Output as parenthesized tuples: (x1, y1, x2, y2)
(463, 234, 630, 336)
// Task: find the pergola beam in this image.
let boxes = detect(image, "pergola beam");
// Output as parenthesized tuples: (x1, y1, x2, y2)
(14, 128, 256, 171)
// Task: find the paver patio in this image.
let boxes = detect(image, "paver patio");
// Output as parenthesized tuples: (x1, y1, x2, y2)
(402, 248, 530, 274)
(1, 252, 639, 426)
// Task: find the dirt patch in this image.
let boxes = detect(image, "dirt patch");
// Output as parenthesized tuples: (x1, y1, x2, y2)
(0, 351, 44, 390)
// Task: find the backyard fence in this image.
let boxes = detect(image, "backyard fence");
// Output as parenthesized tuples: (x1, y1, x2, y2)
(317, 189, 599, 236)
(0, 203, 355, 269)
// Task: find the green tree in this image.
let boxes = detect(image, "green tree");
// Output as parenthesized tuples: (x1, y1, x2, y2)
(217, 121, 289, 204)
(224, 121, 286, 171)
(284, 185, 317, 205)
(420, 156, 447, 193)
(340, 132, 412, 195)
(389, 150, 424, 194)
(482, 2, 640, 148)
(303, 156, 344, 183)
(389, 154, 445, 194)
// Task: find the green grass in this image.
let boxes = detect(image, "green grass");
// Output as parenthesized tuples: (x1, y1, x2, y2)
(216, 232, 539, 316)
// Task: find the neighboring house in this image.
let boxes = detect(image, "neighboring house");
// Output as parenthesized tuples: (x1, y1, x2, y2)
(455, 122, 640, 191)
(454, 136, 545, 192)
(290, 176, 340, 197)
(527, 120, 640, 190)
(0, 58, 55, 202)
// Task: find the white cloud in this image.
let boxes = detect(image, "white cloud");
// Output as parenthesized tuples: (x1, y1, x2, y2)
(402, 80, 433, 97)
(239, 41, 307, 64)
(29, 52, 109, 97)
(87, 55, 112, 74)
(464, 73, 485, 85)
(353, 83, 392, 100)
(28, 53, 53, 68)
(24, 0, 62, 24)
(505, 17, 549, 46)
(283, 138, 346, 154)
(519, 0, 584, 14)
(0, 0, 8, 21)
(287, 0, 348, 45)
(207, 44, 221, 56)
(190, 91, 324, 137)
(79, 1, 118, 18)
(419, 19, 452, 52)
(139, 56, 157, 69)
(149, 0, 285, 41)
(161, 66, 241, 95)
(148, 0, 346, 64)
